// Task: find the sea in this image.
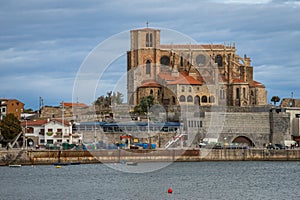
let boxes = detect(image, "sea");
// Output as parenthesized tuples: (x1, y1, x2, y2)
(1, 161, 300, 200)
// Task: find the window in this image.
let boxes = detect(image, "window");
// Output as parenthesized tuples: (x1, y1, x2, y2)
(27, 127, 34, 133)
(150, 89, 153, 95)
(146, 33, 153, 47)
(209, 96, 215, 103)
(180, 56, 183, 67)
(181, 86, 185, 92)
(2, 108, 5, 112)
(188, 87, 192, 92)
(146, 60, 151, 75)
(172, 96, 176, 104)
(46, 139, 53, 144)
(196, 54, 206, 66)
(219, 89, 225, 99)
(215, 54, 223, 67)
(149, 33, 153, 47)
(179, 95, 186, 102)
(236, 88, 240, 99)
(40, 139, 45, 144)
(57, 139, 62, 143)
(187, 95, 193, 102)
(146, 33, 149, 47)
(47, 128, 53, 133)
(160, 56, 170, 66)
(194, 95, 200, 105)
(57, 128, 62, 133)
(202, 96, 207, 103)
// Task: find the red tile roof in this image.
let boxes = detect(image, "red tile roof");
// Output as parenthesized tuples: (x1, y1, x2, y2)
(160, 44, 234, 50)
(61, 102, 88, 107)
(167, 72, 203, 85)
(21, 119, 48, 126)
(250, 80, 265, 88)
(21, 119, 70, 127)
(140, 80, 161, 88)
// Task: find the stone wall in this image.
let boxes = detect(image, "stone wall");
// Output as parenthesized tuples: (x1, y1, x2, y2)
(186, 111, 271, 148)
(269, 109, 291, 144)
(2, 149, 300, 166)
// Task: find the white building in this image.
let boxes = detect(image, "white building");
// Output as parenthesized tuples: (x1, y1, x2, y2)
(21, 119, 82, 148)
(282, 107, 300, 146)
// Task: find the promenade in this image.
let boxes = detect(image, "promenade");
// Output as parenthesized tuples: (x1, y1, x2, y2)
(1, 148, 300, 166)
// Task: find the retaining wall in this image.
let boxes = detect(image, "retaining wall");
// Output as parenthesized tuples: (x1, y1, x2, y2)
(1, 148, 300, 166)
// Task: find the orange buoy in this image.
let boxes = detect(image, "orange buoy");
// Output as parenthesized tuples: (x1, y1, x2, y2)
(168, 188, 173, 194)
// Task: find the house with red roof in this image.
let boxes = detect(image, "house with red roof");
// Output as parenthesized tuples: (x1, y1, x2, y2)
(21, 118, 81, 148)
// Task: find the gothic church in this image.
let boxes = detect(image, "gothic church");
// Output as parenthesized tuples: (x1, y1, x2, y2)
(127, 28, 267, 109)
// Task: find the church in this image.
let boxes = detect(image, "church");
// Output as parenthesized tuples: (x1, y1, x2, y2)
(127, 28, 267, 109)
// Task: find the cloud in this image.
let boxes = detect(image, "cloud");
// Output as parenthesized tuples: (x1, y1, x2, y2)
(0, 0, 299, 109)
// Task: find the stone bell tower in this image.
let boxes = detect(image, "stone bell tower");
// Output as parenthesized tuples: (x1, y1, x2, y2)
(127, 28, 161, 105)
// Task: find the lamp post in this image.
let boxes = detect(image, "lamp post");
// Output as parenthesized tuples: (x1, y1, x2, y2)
(25, 120, 28, 149)
(147, 106, 151, 149)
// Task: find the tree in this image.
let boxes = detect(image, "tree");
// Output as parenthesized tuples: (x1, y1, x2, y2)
(111, 92, 124, 105)
(140, 95, 155, 113)
(94, 91, 124, 114)
(0, 114, 22, 145)
(271, 96, 280, 106)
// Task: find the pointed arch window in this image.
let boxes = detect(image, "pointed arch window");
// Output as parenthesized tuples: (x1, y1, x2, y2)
(179, 95, 186, 102)
(194, 95, 200, 105)
(219, 89, 225, 99)
(146, 33, 149, 47)
(236, 88, 240, 99)
(180, 56, 183, 67)
(146, 33, 153, 47)
(215, 54, 223, 67)
(146, 60, 151, 75)
(201, 96, 207, 103)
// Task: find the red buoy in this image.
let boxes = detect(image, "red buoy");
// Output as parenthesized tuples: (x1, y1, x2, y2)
(168, 188, 173, 194)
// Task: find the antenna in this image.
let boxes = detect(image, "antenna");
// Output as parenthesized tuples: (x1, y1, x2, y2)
(146, 21, 149, 28)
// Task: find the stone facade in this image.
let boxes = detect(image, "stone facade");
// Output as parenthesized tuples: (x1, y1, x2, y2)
(127, 28, 267, 109)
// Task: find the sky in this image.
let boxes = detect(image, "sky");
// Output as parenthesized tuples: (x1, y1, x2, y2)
(0, 0, 300, 110)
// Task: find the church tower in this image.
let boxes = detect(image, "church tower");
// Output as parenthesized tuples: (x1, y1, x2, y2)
(127, 28, 161, 105)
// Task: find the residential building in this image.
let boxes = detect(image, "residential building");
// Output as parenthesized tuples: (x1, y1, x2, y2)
(21, 118, 81, 147)
(0, 98, 24, 120)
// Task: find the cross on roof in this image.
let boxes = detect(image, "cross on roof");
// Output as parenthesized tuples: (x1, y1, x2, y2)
(146, 21, 149, 28)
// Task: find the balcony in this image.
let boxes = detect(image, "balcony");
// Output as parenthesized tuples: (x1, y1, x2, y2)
(54, 132, 62, 138)
(46, 132, 54, 136)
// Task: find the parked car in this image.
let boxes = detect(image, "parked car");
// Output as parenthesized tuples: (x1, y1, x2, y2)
(266, 144, 277, 149)
(274, 144, 286, 149)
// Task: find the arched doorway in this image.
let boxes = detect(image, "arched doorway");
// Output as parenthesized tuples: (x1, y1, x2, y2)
(232, 136, 255, 147)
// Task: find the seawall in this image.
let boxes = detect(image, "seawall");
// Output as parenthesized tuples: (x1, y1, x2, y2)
(1, 148, 300, 166)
